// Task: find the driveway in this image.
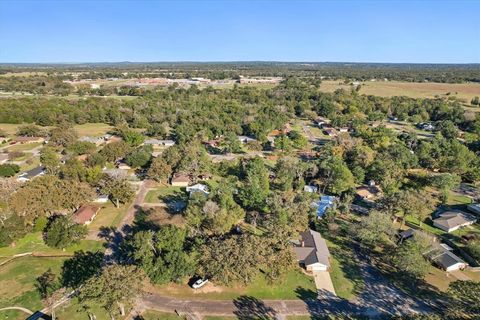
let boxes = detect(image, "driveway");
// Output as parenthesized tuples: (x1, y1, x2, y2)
(313, 271, 336, 296)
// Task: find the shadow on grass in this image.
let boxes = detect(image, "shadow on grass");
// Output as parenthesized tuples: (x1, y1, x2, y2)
(161, 191, 187, 214)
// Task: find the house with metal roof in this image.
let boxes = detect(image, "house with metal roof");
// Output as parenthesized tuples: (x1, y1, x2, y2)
(433, 211, 477, 233)
(292, 229, 331, 272)
(186, 183, 210, 196)
(425, 244, 468, 272)
(16, 166, 45, 182)
(312, 195, 336, 218)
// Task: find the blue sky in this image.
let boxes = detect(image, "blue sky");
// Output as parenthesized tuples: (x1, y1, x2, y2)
(0, 0, 478, 63)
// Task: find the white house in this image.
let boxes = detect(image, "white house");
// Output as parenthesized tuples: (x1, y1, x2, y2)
(304, 185, 319, 193)
(427, 244, 468, 272)
(186, 183, 210, 196)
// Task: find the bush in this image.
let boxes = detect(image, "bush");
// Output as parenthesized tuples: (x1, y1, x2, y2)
(0, 163, 20, 177)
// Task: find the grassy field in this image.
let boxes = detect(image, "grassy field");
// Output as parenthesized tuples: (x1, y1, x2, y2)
(0, 122, 112, 137)
(0, 256, 68, 319)
(0, 232, 103, 263)
(145, 186, 185, 203)
(4, 142, 41, 152)
(150, 269, 317, 300)
(319, 80, 480, 103)
(86, 202, 129, 232)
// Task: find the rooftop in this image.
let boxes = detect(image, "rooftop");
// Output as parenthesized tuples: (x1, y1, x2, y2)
(293, 229, 331, 268)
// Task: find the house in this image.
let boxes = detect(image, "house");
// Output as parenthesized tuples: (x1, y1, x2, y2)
(397, 228, 416, 243)
(433, 211, 477, 233)
(17, 166, 45, 182)
(338, 127, 349, 133)
(304, 185, 319, 193)
(73, 205, 101, 225)
(186, 183, 210, 196)
(312, 195, 336, 218)
(237, 136, 257, 144)
(426, 244, 468, 272)
(102, 168, 128, 179)
(467, 203, 480, 216)
(292, 229, 331, 272)
(144, 139, 176, 147)
(15, 136, 44, 144)
(94, 194, 109, 203)
(0, 153, 9, 164)
(171, 172, 191, 187)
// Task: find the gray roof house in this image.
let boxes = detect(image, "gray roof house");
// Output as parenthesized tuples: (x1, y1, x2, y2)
(144, 139, 175, 147)
(293, 229, 331, 272)
(17, 166, 45, 182)
(433, 211, 477, 233)
(425, 244, 468, 272)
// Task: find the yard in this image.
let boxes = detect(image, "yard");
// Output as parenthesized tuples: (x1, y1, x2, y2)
(0, 256, 68, 319)
(86, 202, 129, 232)
(4, 142, 42, 152)
(145, 185, 186, 204)
(149, 269, 317, 301)
(0, 122, 112, 137)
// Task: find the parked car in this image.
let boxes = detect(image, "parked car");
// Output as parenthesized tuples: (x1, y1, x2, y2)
(191, 278, 208, 289)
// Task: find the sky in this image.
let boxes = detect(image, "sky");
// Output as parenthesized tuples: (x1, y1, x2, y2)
(0, 0, 479, 63)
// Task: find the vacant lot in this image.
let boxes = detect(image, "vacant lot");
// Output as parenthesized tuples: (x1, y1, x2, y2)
(150, 269, 317, 300)
(320, 80, 480, 103)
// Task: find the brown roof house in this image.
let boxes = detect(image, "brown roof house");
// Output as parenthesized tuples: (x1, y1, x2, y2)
(73, 205, 101, 225)
(292, 229, 331, 272)
(433, 211, 477, 233)
(170, 172, 191, 187)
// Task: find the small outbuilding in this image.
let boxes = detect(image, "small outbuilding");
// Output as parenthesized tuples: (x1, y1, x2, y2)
(170, 172, 191, 187)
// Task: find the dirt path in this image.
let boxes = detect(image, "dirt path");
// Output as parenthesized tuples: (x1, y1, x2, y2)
(0, 306, 33, 315)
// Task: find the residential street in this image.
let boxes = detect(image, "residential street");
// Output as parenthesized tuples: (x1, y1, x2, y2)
(136, 248, 433, 318)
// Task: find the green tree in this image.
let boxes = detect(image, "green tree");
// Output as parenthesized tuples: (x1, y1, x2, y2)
(49, 124, 78, 147)
(99, 176, 134, 208)
(78, 264, 146, 320)
(40, 146, 60, 174)
(44, 215, 87, 248)
(124, 147, 152, 168)
(352, 210, 394, 246)
(318, 156, 355, 194)
(147, 157, 172, 182)
(17, 124, 44, 137)
(122, 130, 145, 147)
(61, 250, 104, 289)
(239, 157, 270, 211)
(392, 232, 433, 279)
(100, 141, 131, 162)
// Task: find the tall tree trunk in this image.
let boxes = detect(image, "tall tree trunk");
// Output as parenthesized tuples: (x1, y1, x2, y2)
(118, 302, 125, 316)
(116, 198, 119, 208)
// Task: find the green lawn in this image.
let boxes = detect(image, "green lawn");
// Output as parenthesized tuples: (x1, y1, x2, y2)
(74, 123, 113, 136)
(145, 186, 185, 203)
(0, 232, 103, 262)
(153, 269, 317, 300)
(447, 191, 472, 205)
(326, 239, 364, 300)
(141, 310, 185, 320)
(87, 202, 129, 231)
(0, 256, 68, 319)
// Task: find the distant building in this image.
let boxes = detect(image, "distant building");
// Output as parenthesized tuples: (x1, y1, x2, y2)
(304, 185, 319, 193)
(433, 211, 477, 233)
(292, 229, 331, 272)
(73, 205, 101, 225)
(17, 166, 45, 182)
(94, 194, 109, 203)
(144, 139, 176, 147)
(170, 172, 191, 187)
(355, 182, 382, 202)
(79, 136, 105, 146)
(237, 136, 257, 144)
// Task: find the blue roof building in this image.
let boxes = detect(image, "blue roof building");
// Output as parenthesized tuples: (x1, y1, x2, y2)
(312, 195, 336, 218)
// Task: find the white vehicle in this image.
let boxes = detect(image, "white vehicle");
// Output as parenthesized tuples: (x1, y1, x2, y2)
(192, 278, 209, 289)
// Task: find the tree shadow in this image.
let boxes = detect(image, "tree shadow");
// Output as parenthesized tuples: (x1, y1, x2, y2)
(233, 295, 277, 320)
(61, 250, 104, 289)
(161, 191, 187, 214)
(295, 287, 365, 319)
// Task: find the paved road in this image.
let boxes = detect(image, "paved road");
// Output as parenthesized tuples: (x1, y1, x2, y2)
(0, 306, 33, 315)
